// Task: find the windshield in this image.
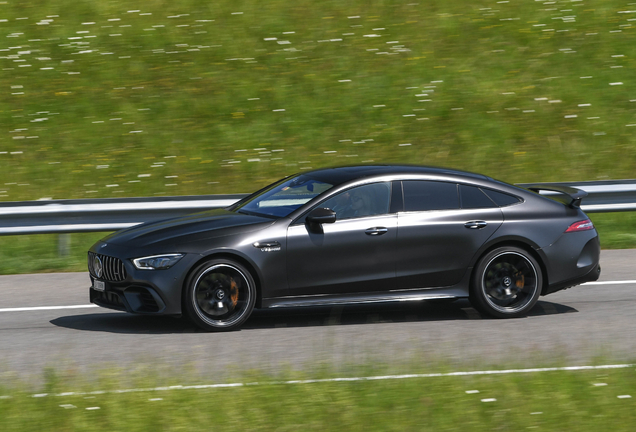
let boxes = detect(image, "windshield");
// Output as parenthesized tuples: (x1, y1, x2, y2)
(233, 175, 334, 218)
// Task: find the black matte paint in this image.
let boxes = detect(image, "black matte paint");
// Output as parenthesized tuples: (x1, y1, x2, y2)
(88, 165, 601, 321)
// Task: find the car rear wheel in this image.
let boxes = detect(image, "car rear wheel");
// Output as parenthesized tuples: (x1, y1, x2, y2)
(470, 246, 542, 318)
(184, 259, 256, 331)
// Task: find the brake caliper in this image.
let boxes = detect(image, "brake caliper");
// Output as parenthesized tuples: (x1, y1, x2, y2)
(230, 278, 239, 307)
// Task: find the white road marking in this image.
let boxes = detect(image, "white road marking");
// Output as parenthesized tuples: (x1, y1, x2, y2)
(12, 363, 633, 399)
(583, 280, 636, 286)
(0, 305, 99, 313)
(0, 279, 633, 313)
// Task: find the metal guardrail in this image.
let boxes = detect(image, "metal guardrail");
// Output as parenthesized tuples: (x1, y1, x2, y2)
(517, 180, 636, 213)
(0, 194, 248, 235)
(0, 181, 635, 236)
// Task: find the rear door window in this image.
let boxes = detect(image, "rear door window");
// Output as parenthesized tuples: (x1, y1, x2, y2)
(402, 181, 459, 212)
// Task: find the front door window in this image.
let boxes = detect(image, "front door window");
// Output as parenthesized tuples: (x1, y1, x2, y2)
(320, 182, 391, 220)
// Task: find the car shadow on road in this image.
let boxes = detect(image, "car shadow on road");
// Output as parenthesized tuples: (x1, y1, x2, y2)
(49, 299, 577, 334)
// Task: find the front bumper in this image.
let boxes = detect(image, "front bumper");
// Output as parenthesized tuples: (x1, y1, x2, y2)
(88, 242, 201, 316)
(90, 284, 169, 314)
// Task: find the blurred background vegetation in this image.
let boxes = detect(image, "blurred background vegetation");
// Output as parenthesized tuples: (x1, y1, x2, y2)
(1, 1, 635, 272)
(1, 0, 635, 202)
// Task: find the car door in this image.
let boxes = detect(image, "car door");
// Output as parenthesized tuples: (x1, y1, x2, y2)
(286, 182, 398, 296)
(395, 181, 504, 289)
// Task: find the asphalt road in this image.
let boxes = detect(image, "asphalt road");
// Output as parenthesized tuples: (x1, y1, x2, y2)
(1, 249, 634, 384)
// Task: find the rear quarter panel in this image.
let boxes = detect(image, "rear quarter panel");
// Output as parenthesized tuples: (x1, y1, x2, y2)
(487, 189, 599, 288)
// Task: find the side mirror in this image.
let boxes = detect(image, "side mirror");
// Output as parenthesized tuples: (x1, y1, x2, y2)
(306, 208, 336, 234)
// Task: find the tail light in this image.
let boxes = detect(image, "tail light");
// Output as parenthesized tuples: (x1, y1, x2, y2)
(565, 219, 594, 233)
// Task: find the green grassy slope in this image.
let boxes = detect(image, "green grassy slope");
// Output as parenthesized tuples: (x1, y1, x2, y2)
(1, 0, 635, 202)
(1, 367, 635, 431)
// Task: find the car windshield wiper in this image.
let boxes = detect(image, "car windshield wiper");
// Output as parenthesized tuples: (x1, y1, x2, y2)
(236, 209, 279, 219)
(236, 209, 258, 216)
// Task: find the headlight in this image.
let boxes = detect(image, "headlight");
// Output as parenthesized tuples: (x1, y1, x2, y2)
(132, 254, 185, 270)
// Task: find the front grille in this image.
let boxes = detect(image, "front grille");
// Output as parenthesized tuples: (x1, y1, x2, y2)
(88, 252, 127, 282)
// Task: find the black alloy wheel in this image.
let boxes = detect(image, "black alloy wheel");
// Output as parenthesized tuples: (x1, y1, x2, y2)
(184, 259, 256, 331)
(470, 246, 543, 318)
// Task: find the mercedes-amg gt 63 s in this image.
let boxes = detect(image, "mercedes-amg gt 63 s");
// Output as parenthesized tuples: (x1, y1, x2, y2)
(88, 165, 600, 331)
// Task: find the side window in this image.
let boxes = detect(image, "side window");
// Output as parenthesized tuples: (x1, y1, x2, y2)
(481, 189, 522, 207)
(403, 181, 459, 212)
(320, 182, 391, 220)
(460, 184, 497, 209)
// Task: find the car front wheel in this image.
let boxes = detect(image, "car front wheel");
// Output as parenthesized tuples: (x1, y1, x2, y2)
(470, 247, 542, 318)
(184, 259, 256, 331)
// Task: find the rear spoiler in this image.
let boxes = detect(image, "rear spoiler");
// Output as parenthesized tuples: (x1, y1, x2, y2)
(524, 184, 587, 209)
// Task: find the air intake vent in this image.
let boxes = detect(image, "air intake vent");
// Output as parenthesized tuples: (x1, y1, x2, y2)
(88, 252, 127, 282)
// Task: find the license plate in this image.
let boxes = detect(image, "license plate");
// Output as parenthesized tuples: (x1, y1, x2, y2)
(93, 280, 106, 292)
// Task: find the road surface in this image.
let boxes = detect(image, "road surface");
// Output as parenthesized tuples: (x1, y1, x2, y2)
(0, 249, 634, 384)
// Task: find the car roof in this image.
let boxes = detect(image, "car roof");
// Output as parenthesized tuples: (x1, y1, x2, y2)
(302, 165, 491, 186)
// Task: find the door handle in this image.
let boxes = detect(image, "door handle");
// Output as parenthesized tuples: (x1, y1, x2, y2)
(464, 220, 488, 229)
(365, 227, 388, 236)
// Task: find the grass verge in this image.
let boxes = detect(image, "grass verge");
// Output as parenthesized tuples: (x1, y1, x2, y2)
(0, 366, 634, 431)
(0, 232, 105, 275)
(589, 212, 636, 250)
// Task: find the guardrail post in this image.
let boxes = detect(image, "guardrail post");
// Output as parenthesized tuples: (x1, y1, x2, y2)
(58, 233, 71, 257)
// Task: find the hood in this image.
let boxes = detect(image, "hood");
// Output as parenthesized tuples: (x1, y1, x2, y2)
(102, 209, 276, 247)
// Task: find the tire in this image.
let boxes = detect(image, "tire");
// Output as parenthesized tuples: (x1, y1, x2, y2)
(183, 259, 256, 331)
(470, 246, 543, 318)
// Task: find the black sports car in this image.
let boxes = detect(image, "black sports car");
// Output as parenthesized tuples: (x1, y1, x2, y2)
(88, 165, 600, 331)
